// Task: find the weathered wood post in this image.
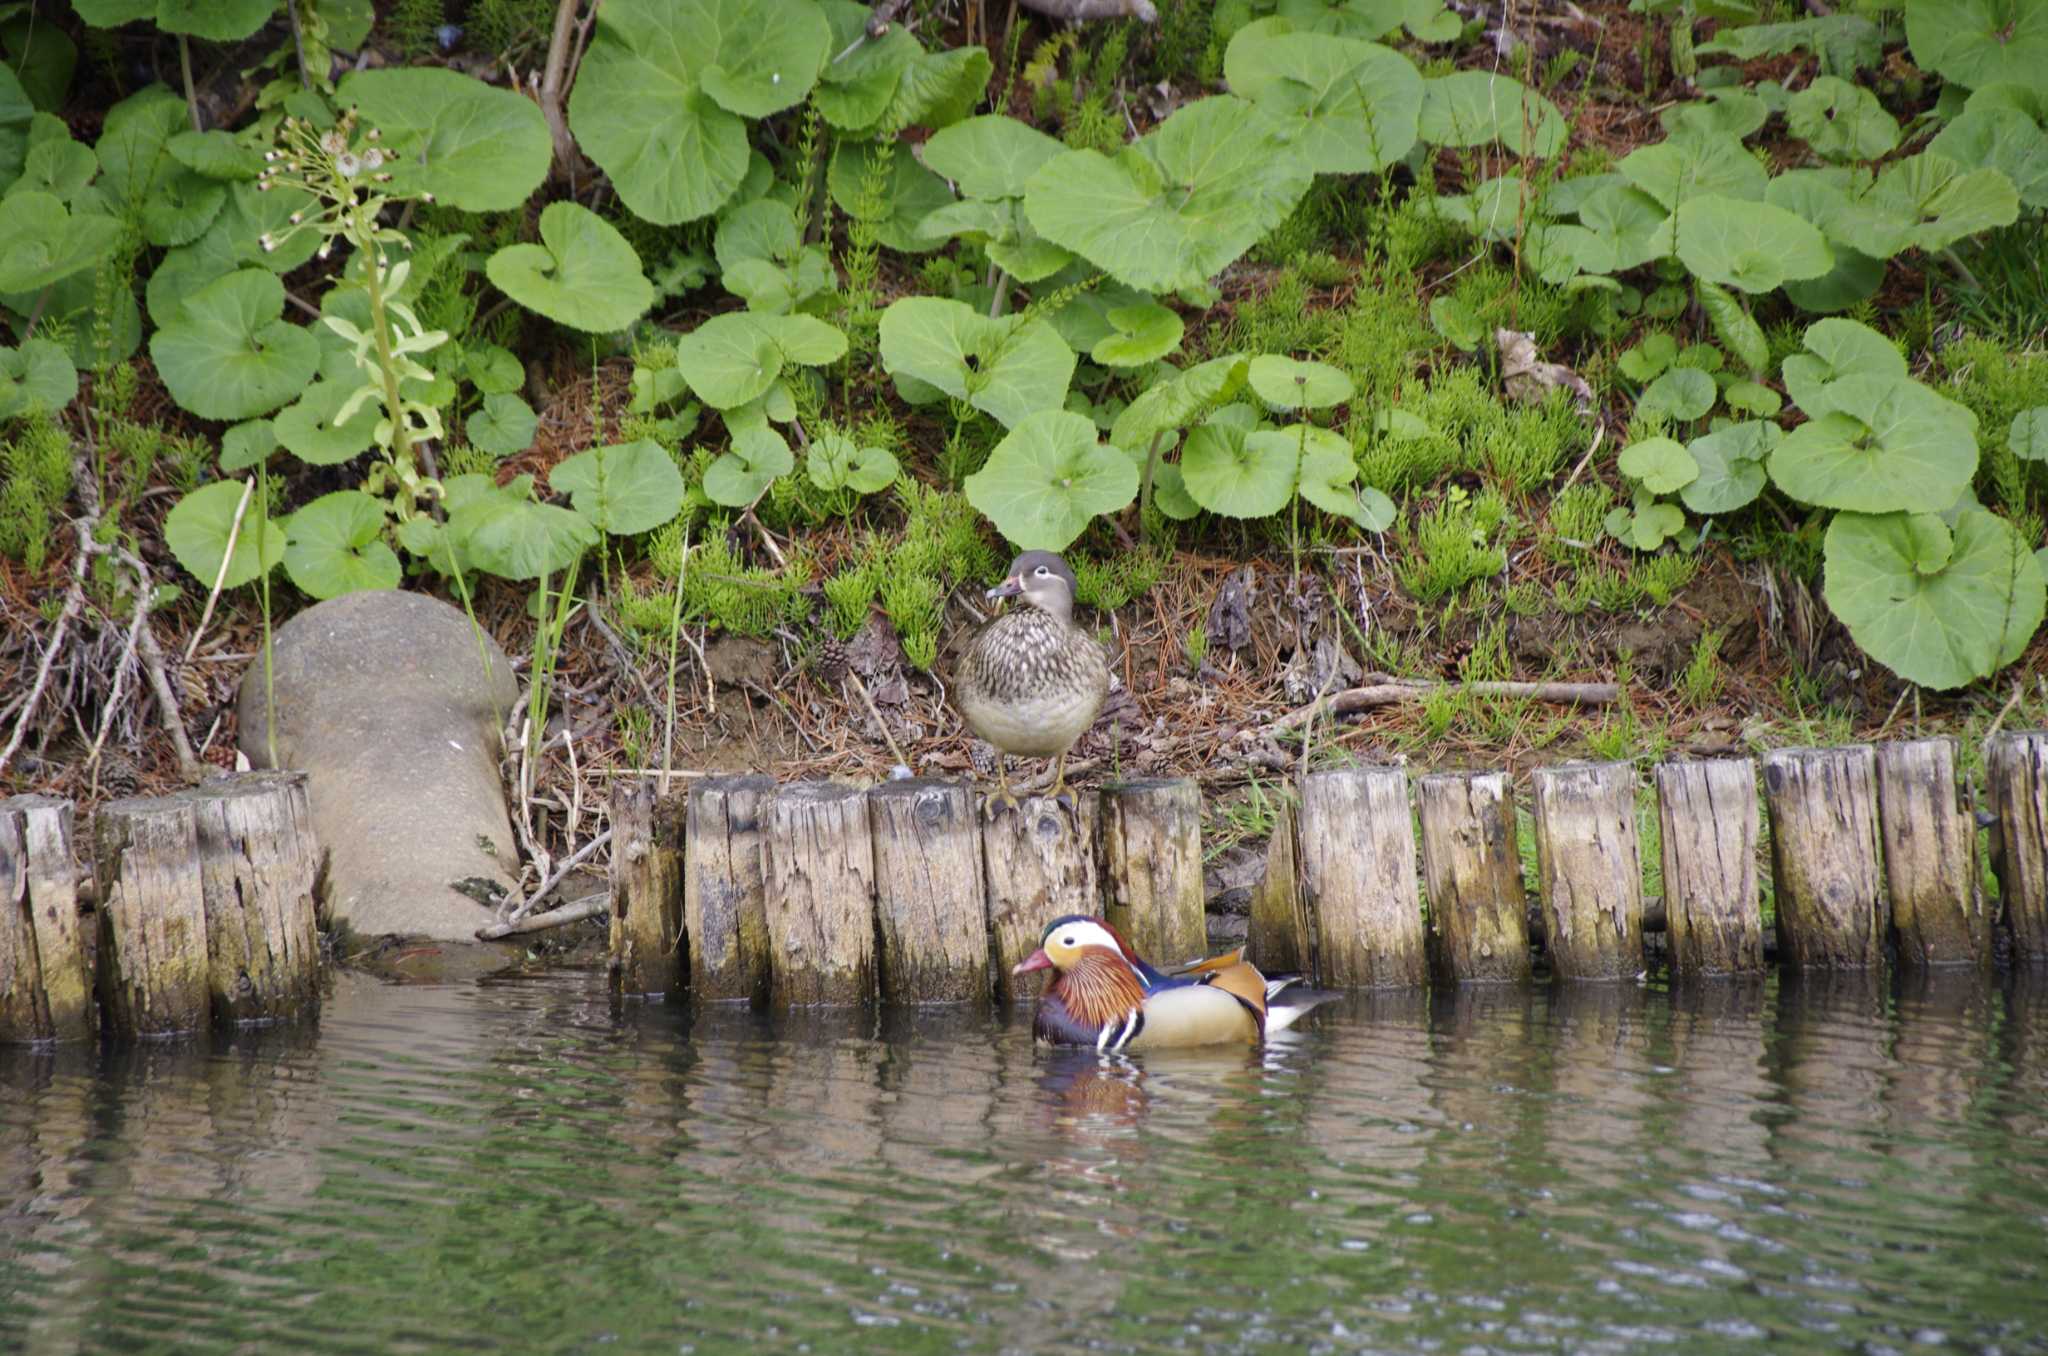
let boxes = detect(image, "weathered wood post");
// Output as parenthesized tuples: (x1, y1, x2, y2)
(182, 774, 321, 1024)
(683, 774, 774, 1004)
(1762, 746, 1884, 969)
(868, 778, 989, 1004)
(1530, 761, 1644, 981)
(763, 781, 875, 1006)
(984, 796, 1099, 1001)
(1296, 767, 1426, 987)
(1246, 799, 1311, 977)
(1986, 731, 2048, 964)
(1099, 778, 1207, 969)
(609, 778, 684, 998)
(0, 796, 93, 1043)
(93, 796, 211, 1037)
(1876, 738, 1991, 968)
(1417, 771, 1531, 983)
(1654, 758, 1765, 975)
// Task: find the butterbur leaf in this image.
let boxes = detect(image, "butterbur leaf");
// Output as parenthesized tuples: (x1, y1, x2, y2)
(1787, 76, 1899, 162)
(815, 2, 918, 131)
(1682, 420, 1778, 514)
(1783, 317, 1906, 412)
(0, 191, 122, 292)
(1636, 369, 1717, 423)
(1293, 426, 1376, 525)
(163, 479, 282, 590)
(2011, 408, 2048, 463)
(466, 392, 537, 456)
(283, 491, 400, 599)
(1182, 413, 1295, 519)
(1248, 355, 1353, 410)
(1675, 195, 1833, 293)
(704, 420, 794, 507)
(167, 129, 260, 181)
(1576, 182, 1672, 271)
(486, 201, 653, 333)
(1723, 381, 1783, 417)
(466, 344, 524, 395)
(218, 418, 276, 473)
(1905, 0, 2048, 92)
(1620, 130, 1767, 212)
(1108, 353, 1249, 448)
(550, 439, 686, 533)
(1091, 303, 1184, 368)
(1618, 333, 1678, 382)
(151, 269, 320, 421)
(1224, 23, 1424, 173)
(0, 337, 77, 420)
(921, 114, 1067, 200)
(878, 296, 1073, 427)
(1927, 84, 2048, 211)
(677, 312, 848, 410)
(1619, 437, 1700, 494)
(1023, 96, 1313, 294)
(963, 409, 1139, 551)
(275, 380, 380, 465)
(827, 140, 953, 254)
(1824, 507, 2046, 689)
(1429, 296, 1485, 350)
(1767, 375, 1978, 513)
(338, 68, 551, 213)
(1417, 71, 1565, 156)
(808, 433, 899, 494)
(880, 45, 991, 130)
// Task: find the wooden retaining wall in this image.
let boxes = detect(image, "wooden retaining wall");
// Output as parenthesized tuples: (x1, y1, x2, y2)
(2, 773, 322, 1044)
(612, 733, 2048, 1006)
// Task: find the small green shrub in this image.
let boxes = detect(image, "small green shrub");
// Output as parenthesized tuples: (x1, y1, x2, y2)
(1398, 496, 1506, 601)
(0, 412, 73, 573)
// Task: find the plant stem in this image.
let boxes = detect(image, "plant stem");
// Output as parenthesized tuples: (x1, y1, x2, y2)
(662, 523, 692, 796)
(986, 265, 1010, 319)
(258, 460, 278, 770)
(355, 206, 418, 510)
(1138, 429, 1166, 536)
(178, 35, 202, 133)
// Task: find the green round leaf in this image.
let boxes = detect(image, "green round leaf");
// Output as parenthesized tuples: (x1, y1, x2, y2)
(283, 491, 399, 599)
(1225, 26, 1424, 174)
(1927, 85, 2048, 211)
(338, 68, 552, 213)
(1767, 375, 1979, 513)
(465, 344, 524, 395)
(218, 418, 276, 473)
(1787, 76, 1899, 162)
(1618, 436, 1700, 494)
(1675, 195, 1833, 293)
(453, 497, 597, 581)
(1294, 425, 1372, 525)
(167, 128, 261, 181)
(567, 0, 826, 223)
(827, 140, 954, 254)
(1783, 246, 1885, 314)
(0, 191, 122, 292)
(878, 296, 1074, 428)
(807, 433, 899, 495)
(1783, 318, 1906, 412)
(1824, 507, 2047, 690)
(2010, 407, 2048, 463)
(0, 337, 77, 420)
(1023, 96, 1313, 295)
(1618, 333, 1678, 383)
(274, 380, 379, 465)
(714, 198, 800, 271)
(163, 480, 283, 590)
(466, 391, 537, 456)
(1182, 412, 1295, 519)
(922, 114, 1068, 201)
(677, 312, 784, 410)
(549, 438, 686, 533)
(704, 421, 794, 507)
(963, 409, 1139, 551)
(1905, 0, 2048, 92)
(1681, 420, 1779, 514)
(815, 2, 918, 132)
(1090, 303, 1184, 368)
(150, 269, 321, 421)
(1619, 131, 1768, 213)
(486, 201, 653, 333)
(1722, 381, 1783, 417)
(1248, 355, 1353, 410)
(1417, 71, 1566, 156)
(1636, 368, 1718, 423)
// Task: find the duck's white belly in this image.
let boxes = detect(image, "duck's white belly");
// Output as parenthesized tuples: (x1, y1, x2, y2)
(960, 686, 1101, 757)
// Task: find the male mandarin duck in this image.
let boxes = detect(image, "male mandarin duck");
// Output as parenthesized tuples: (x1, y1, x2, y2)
(1011, 914, 1337, 1051)
(957, 551, 1109, 818)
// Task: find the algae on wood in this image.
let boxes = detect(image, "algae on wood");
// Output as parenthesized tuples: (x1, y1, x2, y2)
(984, 796, 1099, 1002)
(1654, 758, 1764, 975)
(868, 778, 989, 1004)
(94, 797, 211, 1037)
(1296, 767, 1426, 988)
(1530, 761, 1644, 981)
(1876, 738, 1989, 969)
(610, 777, 684, 997)
(764, 782, 876, 1006)
(1100, 778, 1206, 969)
(0, 796, 93, 1043)
(683, 774, 774, 1004)
(1417, 771, 1531, 983)
(1762, 746, 1884, 969)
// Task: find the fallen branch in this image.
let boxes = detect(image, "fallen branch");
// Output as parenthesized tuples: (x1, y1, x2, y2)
(1265, 679, 1621, 734)
(503, 826, 612, 925)
(475, 891, 608, 941)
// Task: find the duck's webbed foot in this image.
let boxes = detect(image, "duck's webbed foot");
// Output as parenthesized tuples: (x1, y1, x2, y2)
(982, 755, 1021, 821)
(1048, 752, 1079, 816)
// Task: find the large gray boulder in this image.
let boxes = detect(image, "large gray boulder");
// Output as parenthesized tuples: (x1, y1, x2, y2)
(238, 590, 522, 941)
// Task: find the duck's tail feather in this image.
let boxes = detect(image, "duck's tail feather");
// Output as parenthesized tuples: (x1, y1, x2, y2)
(1262, 975, 1341, 1034)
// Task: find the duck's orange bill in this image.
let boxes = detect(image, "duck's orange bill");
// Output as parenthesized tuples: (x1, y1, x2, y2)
(1011, 948, 1053, 975)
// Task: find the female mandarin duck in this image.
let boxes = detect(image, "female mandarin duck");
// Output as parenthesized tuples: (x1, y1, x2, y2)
(1011, 914, 1336, 1051)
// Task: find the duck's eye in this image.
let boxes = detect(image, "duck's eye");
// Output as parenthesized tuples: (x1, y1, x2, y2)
(1035, 565, 1050, 576)
(1059, 935, 1075, 947)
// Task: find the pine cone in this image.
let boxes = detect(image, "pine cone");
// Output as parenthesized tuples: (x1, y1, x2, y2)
(817, 635, 849, 685)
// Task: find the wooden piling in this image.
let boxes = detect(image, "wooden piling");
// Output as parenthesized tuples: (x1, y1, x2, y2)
(683, 774, 774, 1004)
(182, 774, 321, 1024)
(1530, 761, 1644, 981)
(1762, 746, 1883, 969)
(1876, 738, 1991, 969)
(93, 796, 211, 1037)
(1417, 771, 1531, 983)
(868, 779, 988, 1004)
(1246, 798, 1310, 977)
(1099, 778, 1207, 969)
(1296, 767, 1426, 988)
(0, 796, 93, 1043)
(609, 778, 684, 997)
(1654, 758, 1765, 975)
(763, 782, 875, 1006)
(984, 796, 1099, 1001)
(1986, 731, 2048, 964)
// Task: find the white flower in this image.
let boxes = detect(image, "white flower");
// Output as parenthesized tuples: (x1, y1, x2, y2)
(336, 152, 362, 178)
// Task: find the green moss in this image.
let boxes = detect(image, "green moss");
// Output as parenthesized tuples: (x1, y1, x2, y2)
(0, 411, 73, 573)
(1398, 495, 1506, 601)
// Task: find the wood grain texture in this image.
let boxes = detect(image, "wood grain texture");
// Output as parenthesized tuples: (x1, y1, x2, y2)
(1876, 738, 1990, 969)
(984, 796, 1100, 1003)
(1762, 746, 1884, 970)
(1418, 771, 1531, 983)
(1296, 767, 1426, 988)
(683, 774, 774, 1004)
(1654, 759, 1764, 975)
(764, 782, 876, 1006)
(869, 779, 989, 1004)
(1530, 761, 1644, 981)
(94, 796, 211, 1037)
(0, 796, 92, 1043)
(1246, 799, 1310, 977)
(1987, 731, 2048, 963)
(182, 774, 322, 1024)
(609, 778, 684, 997)
(1099, 778, 1206, 969)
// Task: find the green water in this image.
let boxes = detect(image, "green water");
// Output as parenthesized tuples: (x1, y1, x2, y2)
(4, 966, 2047, 1354)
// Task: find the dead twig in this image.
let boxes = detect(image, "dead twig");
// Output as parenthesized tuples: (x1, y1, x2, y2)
(476, 890, 608, 940)
(1265, 679, 1622, 734)
(184, 477, 255, 664)
(504, 826, 612, 925)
